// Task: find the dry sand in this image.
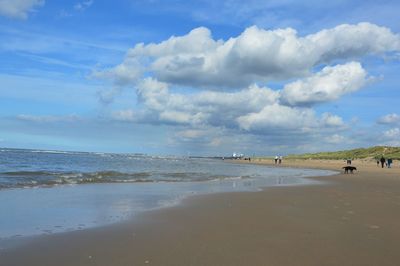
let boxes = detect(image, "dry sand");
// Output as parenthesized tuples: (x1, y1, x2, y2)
(1, 159, 400, 266)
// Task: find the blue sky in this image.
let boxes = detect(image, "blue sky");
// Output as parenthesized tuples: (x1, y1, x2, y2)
(0, 0, 400, 155)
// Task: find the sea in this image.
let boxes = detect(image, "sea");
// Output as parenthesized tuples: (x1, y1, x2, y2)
(0, 148, 336, 241)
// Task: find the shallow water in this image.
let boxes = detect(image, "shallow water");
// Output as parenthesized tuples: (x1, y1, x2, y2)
(0, 149, 336, 240)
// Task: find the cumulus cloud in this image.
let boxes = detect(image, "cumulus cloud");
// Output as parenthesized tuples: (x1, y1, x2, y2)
(308, 23, 400, 63)
(383, 128, 400, 139)
(92, 58, 142, 86)
(382, 128, 400, 146)
(135, 78, 280, 127)
(106, 59, 368, 137)
(280, 62, 368, 106)
(0, 0, 44, 19)
(377, 113, 400, 125)
(235, 105, 347, 135)
(320, 113, 345, 127)
(97, 22, 399, 150)
(114, 72, 349, 137)
(236, 104, 316, 132)
(97, 22, 400, 88)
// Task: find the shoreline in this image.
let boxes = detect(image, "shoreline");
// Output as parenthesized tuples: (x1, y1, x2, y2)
(2, 160, 400, 265)
(0, 164, 334, 241)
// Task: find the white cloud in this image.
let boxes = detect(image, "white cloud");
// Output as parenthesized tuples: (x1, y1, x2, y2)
(135, 78, 280, 127)
(236, 104, 316, 132)
(159, 110, 192, 124)
(0, 0, 44, 19)
(92, 59, 142, 85)
(310, 22, 400, 63)
(383, 128, 400, 139)
(74, 0, 93, 11)
(136, 78, 170, 111)
(382, 128, 400, 146)
(98, 23, 400, 88)
(377, 113, 400, 125)
(130, 27, 220, 58)
(320, 113, 345, 127)
(16, 114, 80, 123)
(280, 62, 368, 106)
(111, 109, 136, 122)
(98, 22, 399, 151)
(126, 74, 347, 135)
(58, 0, 94, 17)
(324, 134, 347, 144)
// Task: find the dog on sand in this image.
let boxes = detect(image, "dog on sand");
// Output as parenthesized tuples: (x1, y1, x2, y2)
(343, 166, 357, 174)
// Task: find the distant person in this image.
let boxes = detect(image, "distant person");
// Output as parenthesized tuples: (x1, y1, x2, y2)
(274, 155, 278, 164)
(380, 156, 386, 168)
(376, 160, 380, 167)
(387, 158, 392, 168)
(346, 159, 352, 165)
(278, 155, 282, 164)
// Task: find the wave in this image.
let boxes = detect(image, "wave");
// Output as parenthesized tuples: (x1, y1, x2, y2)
(0, 170, 248, 189)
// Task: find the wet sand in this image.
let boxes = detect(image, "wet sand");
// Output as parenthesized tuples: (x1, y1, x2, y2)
(2, 160, 400, 266)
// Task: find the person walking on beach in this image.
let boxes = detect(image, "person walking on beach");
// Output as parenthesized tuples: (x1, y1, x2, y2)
(380, 156, 386, 168)
(278, 155, 282, 164)
(387, 158, 393, 168)
(274, 155, 278, 164)
(377, 160, 380, 167)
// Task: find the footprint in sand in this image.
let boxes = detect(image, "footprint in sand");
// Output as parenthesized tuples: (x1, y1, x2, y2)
(346, 210, 354, 215)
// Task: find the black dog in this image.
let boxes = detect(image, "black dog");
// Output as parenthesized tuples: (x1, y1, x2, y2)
(343, 166, 357, 174)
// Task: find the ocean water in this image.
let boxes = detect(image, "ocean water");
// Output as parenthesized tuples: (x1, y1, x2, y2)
(0, 148, 336, 240)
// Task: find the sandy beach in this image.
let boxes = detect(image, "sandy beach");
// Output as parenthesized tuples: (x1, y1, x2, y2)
(2, 159, 400, 266)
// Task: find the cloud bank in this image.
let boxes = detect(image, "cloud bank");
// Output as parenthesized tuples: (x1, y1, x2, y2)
(97, 22, 400, 88)
(99, 22, 400, 149)
(0, 0, 44, 19)
(112, 62, 358, 135)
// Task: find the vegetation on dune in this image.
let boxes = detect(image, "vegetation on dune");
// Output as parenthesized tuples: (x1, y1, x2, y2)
(284, 146, 400, 160)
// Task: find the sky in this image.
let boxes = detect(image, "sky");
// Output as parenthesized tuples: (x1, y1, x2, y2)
(0, 0, 400, 156)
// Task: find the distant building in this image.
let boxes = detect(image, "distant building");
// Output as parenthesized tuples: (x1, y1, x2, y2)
(232, 152, 244, 159)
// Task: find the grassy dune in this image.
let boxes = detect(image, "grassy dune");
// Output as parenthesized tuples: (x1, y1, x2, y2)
(283, 146, 400, 160)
